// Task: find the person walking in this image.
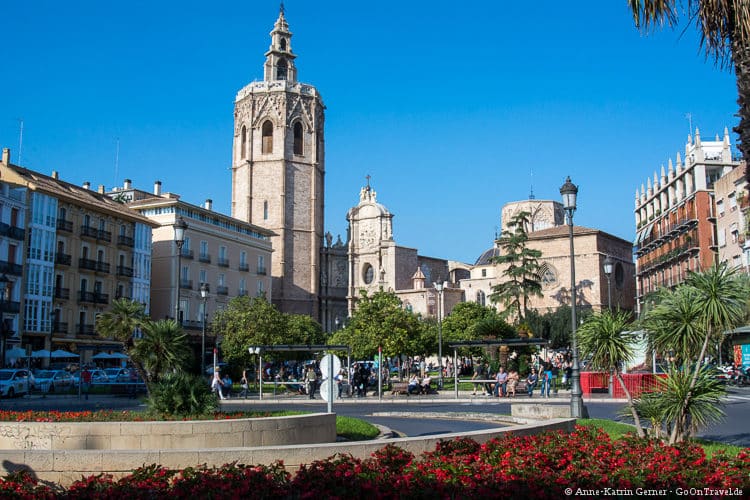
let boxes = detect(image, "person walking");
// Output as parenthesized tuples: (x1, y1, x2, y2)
(239, 369, 250, 399)
(211, 369, 225, 400)
(305, 365, 317, 399)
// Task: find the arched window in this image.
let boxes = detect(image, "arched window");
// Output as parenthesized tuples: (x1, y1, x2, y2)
(276, 58, 287, 80)
(280, 38, 287, 51)
(293, 122, 303, 155)
(240, 125, 247, 159)
(262, 121, 273, 154)
(476, 290, 486, 306)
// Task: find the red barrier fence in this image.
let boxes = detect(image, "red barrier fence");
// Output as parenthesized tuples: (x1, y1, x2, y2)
(581, 372, 667, 397)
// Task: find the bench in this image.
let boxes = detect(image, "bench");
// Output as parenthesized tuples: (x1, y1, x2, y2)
(391, 382, 409, 395)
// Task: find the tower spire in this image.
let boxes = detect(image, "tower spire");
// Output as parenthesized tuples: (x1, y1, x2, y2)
(264, 5, 297, 82)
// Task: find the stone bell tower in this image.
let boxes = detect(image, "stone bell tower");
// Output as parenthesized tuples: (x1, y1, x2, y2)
(231, 5, 325, 318)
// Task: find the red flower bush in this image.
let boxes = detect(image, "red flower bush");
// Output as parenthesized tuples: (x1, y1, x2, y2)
(0, 425, 746, 498)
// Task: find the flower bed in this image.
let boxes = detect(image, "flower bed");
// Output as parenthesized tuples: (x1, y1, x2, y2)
(1, 426, 747, 497)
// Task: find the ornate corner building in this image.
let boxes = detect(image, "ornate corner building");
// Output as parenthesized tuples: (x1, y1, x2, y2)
(634, 128, 741, 312)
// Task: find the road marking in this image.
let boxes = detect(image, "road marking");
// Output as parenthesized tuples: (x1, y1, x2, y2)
(725, 395, 750, 402)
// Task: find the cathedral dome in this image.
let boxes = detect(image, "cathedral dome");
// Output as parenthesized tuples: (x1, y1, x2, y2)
(475, 247, 501, 266)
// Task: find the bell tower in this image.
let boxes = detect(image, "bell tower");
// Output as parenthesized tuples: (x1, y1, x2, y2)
(231, 5, 325, 318)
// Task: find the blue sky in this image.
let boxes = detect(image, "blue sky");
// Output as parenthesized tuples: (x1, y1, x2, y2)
(1, 1, 740, 265)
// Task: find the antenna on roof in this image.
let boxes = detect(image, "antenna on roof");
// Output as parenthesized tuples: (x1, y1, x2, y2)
(529, 166, 535, 200)
(113, 138, 120, 190)
(17, 118, 23, 166)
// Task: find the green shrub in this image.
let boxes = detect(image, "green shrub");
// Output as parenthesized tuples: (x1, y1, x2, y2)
(146, 372, 217, 417)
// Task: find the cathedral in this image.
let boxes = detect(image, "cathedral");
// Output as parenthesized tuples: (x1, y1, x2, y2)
(230, 7, 636, 330)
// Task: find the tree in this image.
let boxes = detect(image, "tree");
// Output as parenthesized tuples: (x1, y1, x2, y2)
(131, 319, 191, 384)
(490, 211, 542, 322)
(627, 1, 750, 184)
(441, 302, 502, 343)
(329, 290, 422, 360)
(285, 314, 327, 346)
(577, 309, 645, 437)
(642, 263, 747, 443)
(95, 298, 150, 394)
(212, 296, 286, 368)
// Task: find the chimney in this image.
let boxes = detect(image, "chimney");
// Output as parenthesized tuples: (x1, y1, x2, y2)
(83, 181, 91, 190)
(124, 179, 132, 190)
(51, 170, 59, 180)
(205, 199, 213, 211)
(97, 185, 105, 194)
(1, 148, 9, 164)
(154, 180, 162, 196)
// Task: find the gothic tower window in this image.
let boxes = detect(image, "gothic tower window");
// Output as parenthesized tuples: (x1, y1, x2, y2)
(293, 122, 303, 155)
(263, 201, 269, 220)
(280, 38, 287, 51)
(240, 125, 247, 159)
(276, 58, 287, 80)
(262, 121, 273, 154)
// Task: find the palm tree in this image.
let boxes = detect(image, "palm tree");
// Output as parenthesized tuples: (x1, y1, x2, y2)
(641, 263, 747, 442)
(577, 309, 644, 437)
(131, 319, 191, 384)
(627, 1, 750, 181)
(95, 298, 150, 393)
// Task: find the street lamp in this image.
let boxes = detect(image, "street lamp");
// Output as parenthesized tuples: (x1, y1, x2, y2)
(173, 216, 188, 323)
(0, 274, 9, 368)
(334, 316, 341, 331)
(434, 280, 448, 389)
(603, 255, 614, 311)
(200, 282, 210, 373)
(560, 176, 585, 419)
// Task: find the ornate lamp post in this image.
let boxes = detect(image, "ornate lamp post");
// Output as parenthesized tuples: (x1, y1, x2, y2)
(0, 274, 9, 368)
(603, 255, 614, 311)
(248, 346, 262, 399)
(200, 282, 210, 372)
(560, 176, 585, 419)
(173, 216, 188, 323)
(434, 281, 447, 389)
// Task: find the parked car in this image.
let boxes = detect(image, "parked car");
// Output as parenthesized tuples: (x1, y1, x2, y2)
(104, 368, 131, 383)
(33, 370, 75, 393)
(0, 369, 34, 397)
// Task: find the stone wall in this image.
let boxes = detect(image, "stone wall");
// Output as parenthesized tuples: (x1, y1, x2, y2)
(0, 417, 573, 486)
(0, 413, 336, 451)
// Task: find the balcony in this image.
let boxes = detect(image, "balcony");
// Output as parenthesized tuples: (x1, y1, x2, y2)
(117, 234, 135, 248)
(217, 285, 229, 296)
(239, 263, 249, 272)
(0, 261, 23, 276)
(96, 261, 111, 274)
(54, 287, 70, 300)
(198, 253, 211, 264)
(75, 324, 96, 336)
(79, 258, 109, 273)
(52, 322, 68, 334)
(94, 293, 109, 305)
(80, 225, 98, 239)
(0, 301, 20, 314)
(238, 289, 248, 297)
(79, 291, 96, 303)
(180, 249, 194, 259)
(181, 319, 202, 330)
(80, 225, 112, 242)
(55, 252, 72, 266)
(218, 258, 229, 268)
(116, 265, 134, 277)
(0, 222, 25, 241)
(257, 267, 267, 275)
(56, 219, 73, 232)
(180, 279, 193, 290)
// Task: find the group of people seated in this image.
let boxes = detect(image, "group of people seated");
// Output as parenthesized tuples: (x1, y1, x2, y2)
(407, 374, 434, 395)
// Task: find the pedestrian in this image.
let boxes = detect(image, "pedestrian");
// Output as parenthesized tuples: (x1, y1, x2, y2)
(526, 368, 538, 397)
(211, 369, 225, 400)
(305, 365, 317, 399)
(239, 369, 249, 399)
(471, 362, 485, 395)
(81, 367, 92, 400)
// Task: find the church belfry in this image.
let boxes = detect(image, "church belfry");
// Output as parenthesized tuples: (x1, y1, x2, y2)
(231, 6, 325, 319)
(264, 5, 297, 83)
